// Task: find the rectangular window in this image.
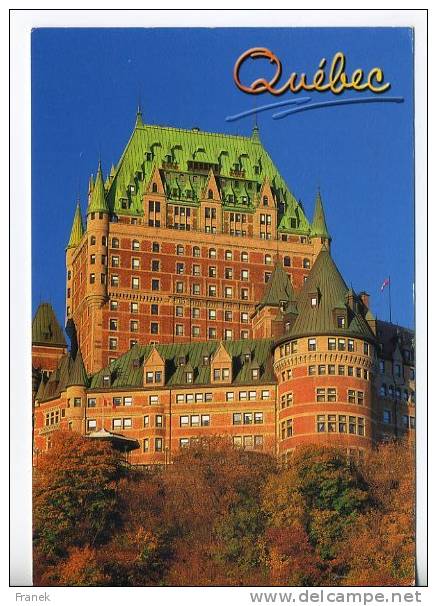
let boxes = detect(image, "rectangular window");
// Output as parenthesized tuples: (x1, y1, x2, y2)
(254, 412, 263, 424)
(87, 398, 96, 408)
(339, 415, 347, 433)
(151, 279, 160, 291)
(316, 388, 326, 402)
(338, 338, 346, 351)
(123, 418, 132, 428)
(201, 415, 210, 427)
(143, 415, 150, 427)
(113, 418, 122, 429)
(317, 415, 326, 432)
(226, 392, 234, 402)
(327, 388, 336, 402)
(348, 339, 355, 352)
(132, 277, 140, 290)
(243, 412, 253, 425)
(328, 338, 336, 350)
(308, 338, 316, 351)
(349, 416, 357, 434)
(155, 415, 163, 428)
(143, 438, 149, 452)
(261, 390, 270, 400)
(155, 438, 163, 452)
(87, 419, 97, 431)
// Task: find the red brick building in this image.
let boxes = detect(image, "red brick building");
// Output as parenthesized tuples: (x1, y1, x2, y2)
(33, 113, 415, 465)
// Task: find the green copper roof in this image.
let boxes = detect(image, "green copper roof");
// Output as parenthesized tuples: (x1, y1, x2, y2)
(89, 339, 275, 390)
(102, 115, 310, 233)
(32, 303, 67, 347)
(286, 249, 374, 341)
(87, 162, 109, 214)
(67, 202, 84, 248)
(310, 190, 330, 240)
(66, 349, 88, 388)
(258, 262, 295, 310)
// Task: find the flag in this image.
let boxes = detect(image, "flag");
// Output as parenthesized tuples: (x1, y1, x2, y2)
(380, 278, 390, 292)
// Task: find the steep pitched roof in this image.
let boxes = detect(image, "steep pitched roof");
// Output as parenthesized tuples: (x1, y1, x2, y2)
(258, 262, 295, 310)
(66, 349, 88, 388)
(102, 114, 310, 233)
(87, 161, 109, 214)
(32, 303, 66, 347)
(311, 190, 330, 240)
(89, 339, 275, 390)
(287, 250, 374, 341)
(67, 202, 84, 248)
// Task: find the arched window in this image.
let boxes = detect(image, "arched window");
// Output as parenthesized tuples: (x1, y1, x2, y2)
(263, 195, 268, 206)
(303, 258, 310, 269)
(193, 246, 201, 258)
(208, 189, 213, 199)
(152, 182, 158, 193)
(112, 237, 119, 248)
(132, 240, 140, 251)
(209, 248, 217, 259)
(90, 236, 96, 246)
(283, 256, 291, 267)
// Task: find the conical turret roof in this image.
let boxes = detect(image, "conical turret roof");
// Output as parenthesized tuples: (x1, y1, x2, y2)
(87, 162, 109, 214)
(258, 262, 295, 310)
(67, 202, 84, 249)
(32, 303, 66, 347)
(66, 348, 88, 388)
(311, 190, 330, 240)
(287, 250, 374, 341)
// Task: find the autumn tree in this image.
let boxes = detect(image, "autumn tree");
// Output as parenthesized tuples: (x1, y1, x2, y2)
(162, 438, 276, 586)
(33, 431, 126, 565)
(261, 445, 369, 585)
(336, 440, 415, 586)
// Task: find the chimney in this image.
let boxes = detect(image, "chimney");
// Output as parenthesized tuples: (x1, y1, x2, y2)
(359, 291, 370, 310)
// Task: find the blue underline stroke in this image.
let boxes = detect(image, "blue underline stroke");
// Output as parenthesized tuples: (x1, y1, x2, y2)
(225, 97, 312, 122)
(272, 96, 404, 119)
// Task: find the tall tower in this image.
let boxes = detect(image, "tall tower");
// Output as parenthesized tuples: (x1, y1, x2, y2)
(310, 189, 331, 256)
(273, 249, 376, 463)
(85, 161, 110, 372)
(66, 201, 84, 322)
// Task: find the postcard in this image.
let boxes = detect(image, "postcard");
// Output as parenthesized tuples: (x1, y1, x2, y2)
(9, 9, 428, 597)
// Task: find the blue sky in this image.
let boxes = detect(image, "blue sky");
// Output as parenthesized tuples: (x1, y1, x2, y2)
(32, 27, 414, 329)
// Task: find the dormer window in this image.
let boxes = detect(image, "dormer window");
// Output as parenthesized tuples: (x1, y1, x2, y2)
(310, 296, 317, 308)
(263, 195, 268, 206)
(178, 356, 186, 366)
(102, 374, 111, 388)
(203, 355, 210, 366)
(337, 315, 345, 328)
(186, 371, 193, 383)
(251, 368, 259, 380)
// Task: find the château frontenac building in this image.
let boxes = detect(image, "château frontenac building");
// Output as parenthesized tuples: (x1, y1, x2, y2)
(32, 110, 415, 465)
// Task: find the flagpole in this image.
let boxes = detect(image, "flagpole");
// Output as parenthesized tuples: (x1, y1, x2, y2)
(388, 275, 392, 324)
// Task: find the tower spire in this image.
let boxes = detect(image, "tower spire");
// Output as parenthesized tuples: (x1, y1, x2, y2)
(67, 201, 84, 249)
(135, 103, 144, 128)
(87, 161, 109, 214)
(311, 188, 331, 241)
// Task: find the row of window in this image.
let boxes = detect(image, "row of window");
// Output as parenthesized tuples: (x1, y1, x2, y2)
(85, 389, 273, 408)
(109, 274, 254, 298)
(104, 238, 311, 268)
(380, 384, 415, 402)
(107, 325, 251, 348)
(308, 365, 369, 380)
(108, 300, 251, 324)
(379, 360, 415, 380)
(280, 337, 368, 356)
(382, 410, 416, 428)
(317, 414, 365, 435)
